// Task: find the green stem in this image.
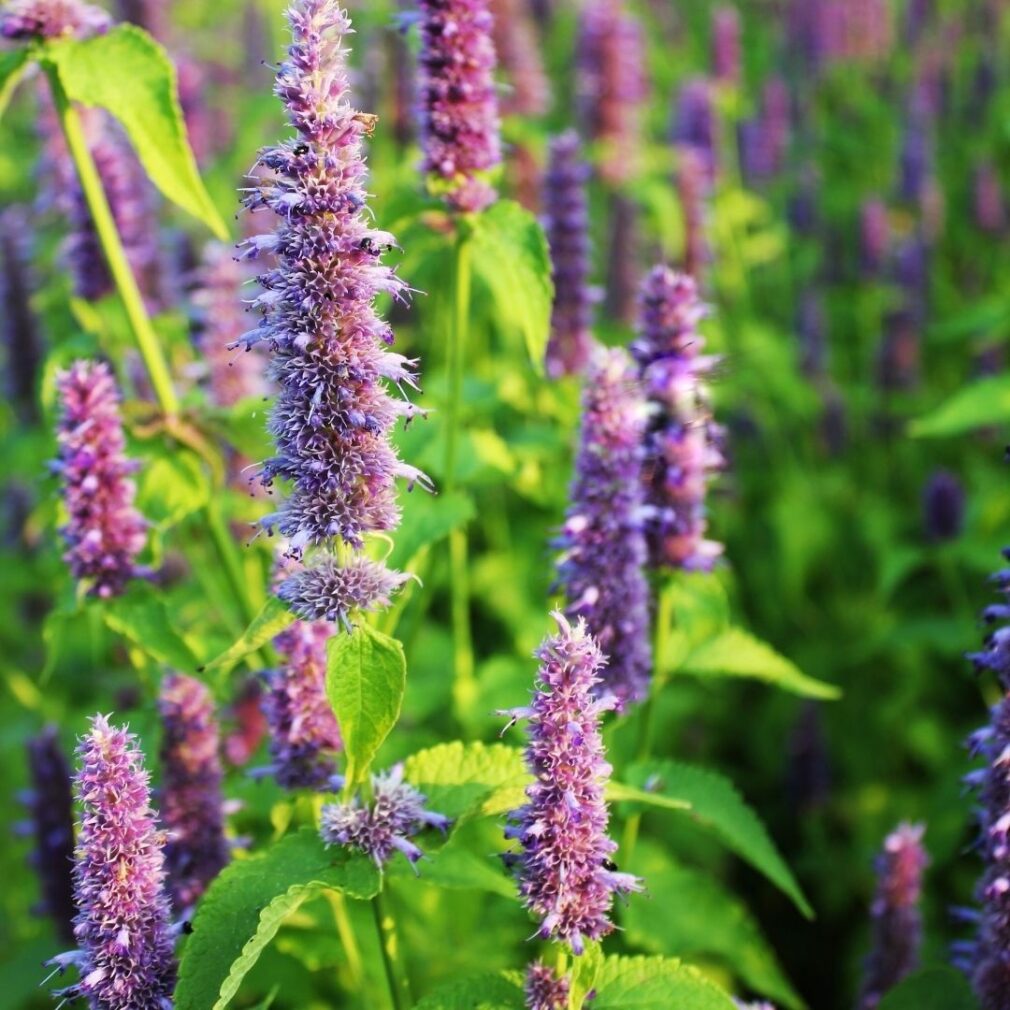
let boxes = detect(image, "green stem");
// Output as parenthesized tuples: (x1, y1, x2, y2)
(45, 67, 180, 418)
(371, 890, 411, 1010)
(326, 891, 364, 997)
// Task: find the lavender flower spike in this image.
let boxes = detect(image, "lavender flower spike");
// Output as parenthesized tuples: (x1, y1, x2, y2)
(544, 131, 595, 378)
(320, 763, 450, 867)
(417, 0, 502, 213)
(857, 823, 927, 1009)
(0, 0, 109, 39)
(48, 715, 175, 1010)
(524, 961, 570, 1010)
(54, 361, 147, 598)
(632, 267, 724, 572)
(158, 674, 229, 912)
(504, 612, 643, 953)
(556, 347, 651, 706)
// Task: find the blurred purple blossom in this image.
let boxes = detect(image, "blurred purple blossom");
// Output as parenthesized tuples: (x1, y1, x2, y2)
(524, 961, 570, 1010)
(0, 0, 109, 38)
(673, 77, 717, 185)
(491, 0, 550, 117)
(922, 470, 965, 543)
(859, 199, 890, 276)
(975, 161, 1005, 235)
(0, 208, 42, 424)
(711, 6, 740, 87)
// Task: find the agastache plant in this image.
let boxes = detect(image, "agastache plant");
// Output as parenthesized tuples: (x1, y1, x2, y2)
(0, 0, 109, 38)
(48, 715, 175, 1010)
(555, 347, 651, 706)
(503, 612, 643, 953)
(0, 207, 42, 425)
(632, 266, 724, 572)
(158, 674, 229, 912)
(53, 360, 148, 599)
(417, 0, 503, 212)
(490, 0, 550, 118)
(240, 0, 427, 623)
(523, 961, 570, 1010)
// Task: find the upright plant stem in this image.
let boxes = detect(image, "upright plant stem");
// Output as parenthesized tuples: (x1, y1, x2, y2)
(371, 890, 411, 1010)
(325, 891, 365, 996)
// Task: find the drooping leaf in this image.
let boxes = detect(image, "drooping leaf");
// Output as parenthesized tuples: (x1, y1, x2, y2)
(389, 491, 476, 570)
(411, 971, 526, 1010)
(626, 760, 812, 918)
(199, 596, 295, 678)
(175, 828, 380, 1010)
(326, 622, 406, 787)
(606, 780, 691, 813)
(0, 48, 30, 121)
(591, 955, 737, 1010)
(102, 584, 200, 670)
(909, 374, 1010, 437)
(876, 967, 979, 1010)
(45, 26, 227, 237)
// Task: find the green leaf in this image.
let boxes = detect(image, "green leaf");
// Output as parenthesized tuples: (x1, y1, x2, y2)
(0, 48, 30, 121)
(591, 955, 737, 1010)
(46, 26, 227, 237)
(411, 972, 525, 1010)
(135, 446, 210, 529)
(606, 780, 691, 813)
(388, 822, 514, 896)
(326, 623, 406, 787)
(679, 627, 840, 700)
(571, 941, 605, 1008)
(389, 491, 476, 570)
(102, 584, 199, 670)
(199, 596, 295, 677)
(175, 829, 379, 1010)
(471, 200, 553, 369)
(626, 760, 812, 918)
(909, 375, 1010, 437)
(876, 968, 980, 1010)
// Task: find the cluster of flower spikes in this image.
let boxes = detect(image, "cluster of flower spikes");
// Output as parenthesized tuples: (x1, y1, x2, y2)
(0, 0, 109, 38)
(856, 822, 927, 1010)
(504, 612, 642, 953)
(239, 0, 428, 626)
(417, 0, 502, 213)
(158, 674, 230, 913)
(543, 131, 595, 379)
(965, 550, 1010, 1010)
(320, 763, 449, 867)
(53, 360, 148, 598)
(631, 266, 724, 572)
(555, 346, 651, 707)
(524, 961, 570, 1010)
(48, 715, 175, 1010)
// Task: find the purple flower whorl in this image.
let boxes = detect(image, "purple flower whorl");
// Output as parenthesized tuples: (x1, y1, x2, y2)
(50, 715, 175, 1010)
(556, 347, 651, 706)
(0, 0, 109, 38)
(524, 961, 570, 1010)
(417, 0, 502, 213)
(857, 823, 927, 1010)
(544, 131, 594, 378)
(158, 674, 229, 912)
(504, 613, 642, 954)
(54, 360, 147, 599)
(632, 267, 724, 572)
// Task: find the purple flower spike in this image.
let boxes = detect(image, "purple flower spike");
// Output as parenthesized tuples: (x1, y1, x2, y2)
(158, 674, 229, 913)
(505, 612, 643, 954)
(524, 961, 570, 1010)
(23, 727, 76, 943)
(556, 347, 651, 706)
(417, 0, 502, 213)
(54, 361, 147, 599)
(491, 0, 550, 118)
(975, 161, 1005, 235)
(544, 131, 594, 378)
(922, 470, 964, 543)
(49, 715, 175, 1010)
(262, 617, 342, 790)
(115, 0, 168, 41)
(320, 763, 450, 867)
(711, 6, 740, 87)
(632, 267, 724, 572)
(674, 78, 717, 186)
(859, 199, 890, 276)
(0, 0, 109, 38)
(1, 208, 42, 425)
(241, 1, 427, 563)
(857, 823, 927, 1010)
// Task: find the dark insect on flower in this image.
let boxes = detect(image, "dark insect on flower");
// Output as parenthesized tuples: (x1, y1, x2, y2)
(524, 960, 570, 1010)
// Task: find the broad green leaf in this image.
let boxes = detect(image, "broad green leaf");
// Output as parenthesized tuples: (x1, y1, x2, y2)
(135, 447, 210, 529)
(910, 375, 1010, 437)
(570, 941, 605, 1008)
(199, 596, 295, 677)
(0, 48, 29, 121)
(388, 822, 513, 896)
(389, 491, 476, 570)
(876, 967, 979, 1010)
(46, 26, 227, 237)
(412, 971, 525, 1010)
(326, 623, 406, 786)
(471, 200, 553, 369)
(680, 627, 840, 700)
(591, 955, 737, 1010)
(102, 585, 199, 670)
(627, 760, 812, 918)
(175, 828, 379, 1010)
(606, 780, 691, 813)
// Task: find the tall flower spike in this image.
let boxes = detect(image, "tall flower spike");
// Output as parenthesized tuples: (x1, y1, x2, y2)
(673, 78, 717, 186)
(0, 0, 109, 38)
(490, 0, 550, 118)
(54, 361, 147, 598)
(417, 0, 502, 213)
(922, 470, 964, 543)
(524, 961, 570, 1010)
(1, 207, 42, 425)
(857, 823, 927, 1010)
(22, 727, 76, 943)
(632, 267, 724, 572)
(49, 715, 175, 1010)
(711, 6, 740, 87)
(320, 763, 449, 867)
(555, 347, 651, 706)
(158, 674, 229, 912)
(504, 613, 642, 953)
(544, 131, 594, 378)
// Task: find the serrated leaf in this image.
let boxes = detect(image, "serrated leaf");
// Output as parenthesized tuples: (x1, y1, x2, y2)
(326, 623, 406, 786)
(471, 200, 553, 370)
(627, 760, 812, 918)
(0, 48, 30, 121)
(389, 491, 475, 570)
(200, 596, 295, 677)
(680, 627, 840, 700)
(175, 828, 379, 1010)
(592, 955, 737, 1010)
(102, 584, 199, 670)
(909, 375, 1010, 437)
(411, 971, 525, 1010)
(876, 967, 979, 1010)
(388, 823, 513, 896)
(606, 780, 691, 812)
(46, 26, 227, 237)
